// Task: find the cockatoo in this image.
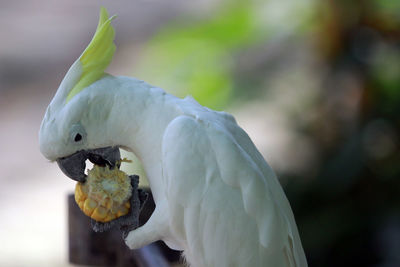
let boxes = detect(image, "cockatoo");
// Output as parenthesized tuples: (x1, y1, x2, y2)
(39, 7, 307, 267)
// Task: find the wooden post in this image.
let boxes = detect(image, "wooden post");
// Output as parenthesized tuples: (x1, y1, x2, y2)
(68, 189, 180, 266)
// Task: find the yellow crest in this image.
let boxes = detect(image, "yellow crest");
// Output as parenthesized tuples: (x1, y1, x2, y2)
(66, 7, 116, 103)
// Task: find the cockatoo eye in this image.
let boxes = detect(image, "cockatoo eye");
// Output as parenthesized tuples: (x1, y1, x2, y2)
(70, 123, 86, 144)
(74, 133, 82, 142)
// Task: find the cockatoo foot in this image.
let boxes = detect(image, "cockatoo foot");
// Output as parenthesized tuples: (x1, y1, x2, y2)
(124, 201, 170, 250)
(121, 188, 148, 238)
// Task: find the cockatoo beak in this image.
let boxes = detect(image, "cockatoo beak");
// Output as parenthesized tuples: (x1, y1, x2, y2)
(56, 146, 121, 182)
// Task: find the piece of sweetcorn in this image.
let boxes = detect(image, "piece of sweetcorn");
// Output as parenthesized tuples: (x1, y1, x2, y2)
(75, 164, 132, 222)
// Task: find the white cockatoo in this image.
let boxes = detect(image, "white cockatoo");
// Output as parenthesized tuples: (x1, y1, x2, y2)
(39, 7, 307, 267)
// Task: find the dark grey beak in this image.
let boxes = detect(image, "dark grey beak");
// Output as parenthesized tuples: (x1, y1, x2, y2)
(57, 146, 121, 182)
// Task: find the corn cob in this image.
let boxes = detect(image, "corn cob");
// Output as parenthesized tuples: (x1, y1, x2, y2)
(75, 164, 132, 222)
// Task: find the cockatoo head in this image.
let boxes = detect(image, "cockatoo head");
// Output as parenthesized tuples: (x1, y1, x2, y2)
(39, 7, 120, 182)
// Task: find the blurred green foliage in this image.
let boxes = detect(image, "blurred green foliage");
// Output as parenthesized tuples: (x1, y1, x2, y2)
(134, 0, 314, 110)
(134, 1, 258, 109)
(371, 47, 400, 113)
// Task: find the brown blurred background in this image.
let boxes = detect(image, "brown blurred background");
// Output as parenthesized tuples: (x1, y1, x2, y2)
(1, 0, 399, 266)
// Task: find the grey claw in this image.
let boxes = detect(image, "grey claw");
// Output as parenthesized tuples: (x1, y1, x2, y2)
(138, 189, 148, 211)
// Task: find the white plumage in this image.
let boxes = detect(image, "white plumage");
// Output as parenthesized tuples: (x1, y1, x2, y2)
(39, 7, 308, 267)
(119, 77, 308, 267)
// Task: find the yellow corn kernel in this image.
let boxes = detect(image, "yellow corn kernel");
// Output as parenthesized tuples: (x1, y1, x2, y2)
(91, 206, 108, 221)
(104, 212, 116, 222)
(117, 206, 128, 217)
(74, 164, 132, 222)
(83, 198, 98, 216)
(74, 189, 79, 201)
(78, 200, 84, 210)
(110, 212, 117, 220)
(81, 183, 89, 195)
(104, 197, 112, 210)
(75, 183, 85, 202)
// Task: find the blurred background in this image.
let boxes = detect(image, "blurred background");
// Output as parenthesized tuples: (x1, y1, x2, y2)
(1, 0, 399, 266)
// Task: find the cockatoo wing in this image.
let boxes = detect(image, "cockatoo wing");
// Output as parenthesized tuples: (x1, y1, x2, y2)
(162, 114, 307, 267)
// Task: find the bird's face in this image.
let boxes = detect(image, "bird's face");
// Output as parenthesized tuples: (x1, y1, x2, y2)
(39, 90, 121, 183)
(39, 6, 120, 183)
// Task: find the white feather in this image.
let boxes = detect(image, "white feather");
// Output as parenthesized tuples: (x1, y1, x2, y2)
(40, 74, 307, 267)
